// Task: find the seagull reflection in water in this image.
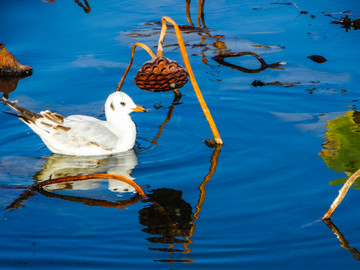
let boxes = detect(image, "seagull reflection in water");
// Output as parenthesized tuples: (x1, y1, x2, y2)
(5, 149, 140, 210)
(34, 149, 138, 194)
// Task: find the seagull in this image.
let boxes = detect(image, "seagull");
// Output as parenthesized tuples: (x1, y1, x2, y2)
(0, 91, 147, 156)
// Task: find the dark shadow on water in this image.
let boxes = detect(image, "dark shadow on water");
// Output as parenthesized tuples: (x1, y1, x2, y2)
(139, 188, 194, 262)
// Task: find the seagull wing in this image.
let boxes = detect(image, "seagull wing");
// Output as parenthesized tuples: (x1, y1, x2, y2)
(62, 115, 119, 151)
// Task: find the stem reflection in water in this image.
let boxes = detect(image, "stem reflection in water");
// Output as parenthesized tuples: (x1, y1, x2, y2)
(139, 145, 222, 263)
(323, 219, 360, 261)
(150, 94, 182, 146)
(42, 0, 91, 14)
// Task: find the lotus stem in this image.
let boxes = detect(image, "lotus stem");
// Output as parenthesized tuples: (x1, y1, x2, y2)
(322, 168, 360, 220)
(158, 16, 223, 145)
(116, 42, 155, 92)
(33, 173, 147, 198)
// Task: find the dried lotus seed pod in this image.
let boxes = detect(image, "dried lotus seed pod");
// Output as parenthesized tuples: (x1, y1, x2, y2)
(134, 56, 188, 92)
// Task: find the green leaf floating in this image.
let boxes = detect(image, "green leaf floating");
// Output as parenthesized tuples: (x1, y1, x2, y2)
(319, 110, 360, 189)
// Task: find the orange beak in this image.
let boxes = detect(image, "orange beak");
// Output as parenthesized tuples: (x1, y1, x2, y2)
(133, 105, 147, 112)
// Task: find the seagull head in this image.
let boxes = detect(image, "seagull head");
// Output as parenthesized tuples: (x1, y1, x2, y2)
(105, 92, 147, 116)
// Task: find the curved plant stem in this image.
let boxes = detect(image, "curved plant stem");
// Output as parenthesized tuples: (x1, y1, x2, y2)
(33, 173, 147, 198)
(322, 168, 360, 220)
(116, 42, 155, 92)
(157, 16, 223, 145)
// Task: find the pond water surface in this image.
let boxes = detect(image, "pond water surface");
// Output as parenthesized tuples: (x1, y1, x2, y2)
(1, 0, 360, 269)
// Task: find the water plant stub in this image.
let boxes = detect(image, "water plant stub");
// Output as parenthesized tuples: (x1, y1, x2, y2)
(0, 43, 32, 77)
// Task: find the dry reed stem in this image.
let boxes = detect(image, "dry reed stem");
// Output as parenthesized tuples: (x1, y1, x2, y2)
(34, 173, 147, 198)
(116, 42, 155, 92)
(157, 16, 223, 145)
(322, 168, 360, 220)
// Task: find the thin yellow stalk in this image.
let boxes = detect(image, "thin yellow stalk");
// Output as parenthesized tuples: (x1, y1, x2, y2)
(322, 168, 360, 220)
(116, 42, 155, 92)
(158, 16, 223, 145)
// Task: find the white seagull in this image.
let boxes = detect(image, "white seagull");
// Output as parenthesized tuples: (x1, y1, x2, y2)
(0, 92, 147, 156)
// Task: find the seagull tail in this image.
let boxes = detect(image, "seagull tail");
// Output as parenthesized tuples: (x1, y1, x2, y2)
(0, 96, 42, 124)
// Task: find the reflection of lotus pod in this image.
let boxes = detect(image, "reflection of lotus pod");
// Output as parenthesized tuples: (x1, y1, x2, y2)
(0, 77, 22, 98)
(0, 43, 33, 77)
(134, 56, 188, 92)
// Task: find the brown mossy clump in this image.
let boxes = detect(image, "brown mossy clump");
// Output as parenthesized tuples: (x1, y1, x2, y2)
(134, 56, 188, 92)
(0, 43, 33, 77)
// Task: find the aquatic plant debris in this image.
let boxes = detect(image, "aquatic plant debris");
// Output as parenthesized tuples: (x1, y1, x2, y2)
(0, 43, 32, 77)
(252, 80, 321, 87)
(307, 55, 327, 63)
(326, 13, 360, 31)
(214, 52, 286, 73)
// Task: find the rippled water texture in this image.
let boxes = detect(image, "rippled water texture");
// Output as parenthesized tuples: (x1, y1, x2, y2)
(1, 0, 360, 269)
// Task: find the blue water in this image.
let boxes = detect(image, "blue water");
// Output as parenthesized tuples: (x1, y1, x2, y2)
(1, 0, 360, 269)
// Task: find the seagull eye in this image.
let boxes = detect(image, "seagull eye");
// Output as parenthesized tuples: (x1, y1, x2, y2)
(120, 102, 126, 106)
